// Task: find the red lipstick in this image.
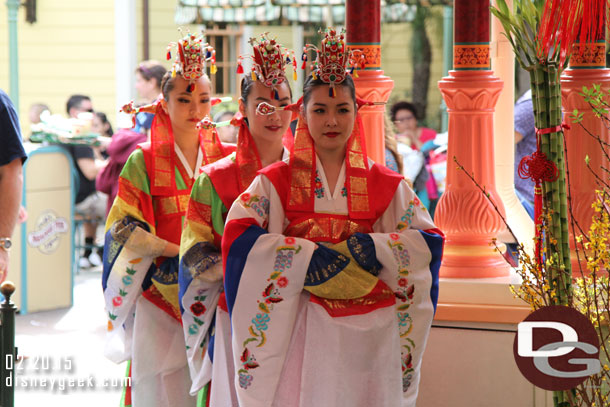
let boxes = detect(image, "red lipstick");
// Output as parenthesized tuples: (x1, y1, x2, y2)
(324, 132, 340, 138)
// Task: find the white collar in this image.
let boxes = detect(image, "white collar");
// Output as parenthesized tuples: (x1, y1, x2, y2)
(174, 142, 203, 179)
(315, 155, 346, 200)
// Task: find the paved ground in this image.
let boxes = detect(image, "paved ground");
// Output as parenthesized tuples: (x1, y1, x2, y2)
(10, 266, 126, 407)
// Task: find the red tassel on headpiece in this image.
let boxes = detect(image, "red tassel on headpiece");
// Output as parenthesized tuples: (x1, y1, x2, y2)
(166, 50, 171, 60)
(237, 61, 244, 74)
(187, 83, 195, 93)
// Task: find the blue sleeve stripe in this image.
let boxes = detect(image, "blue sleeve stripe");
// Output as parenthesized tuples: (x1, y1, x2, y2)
(178, 256, 193, 315)
(102, 228, 121, 291)
(224, 225, 267, 316)
(207, 312, 217, 363)
(418, 230, 444, 313)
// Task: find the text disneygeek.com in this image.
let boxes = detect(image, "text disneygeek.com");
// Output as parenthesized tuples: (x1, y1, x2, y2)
(6, 375, 131, 392)
(4, 355, 129, 392)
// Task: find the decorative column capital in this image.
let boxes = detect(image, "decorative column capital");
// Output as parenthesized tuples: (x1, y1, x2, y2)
(439, 71, 503, 111)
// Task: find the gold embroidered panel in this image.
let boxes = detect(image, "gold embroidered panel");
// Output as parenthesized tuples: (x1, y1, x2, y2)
(286, 216, 370, 242)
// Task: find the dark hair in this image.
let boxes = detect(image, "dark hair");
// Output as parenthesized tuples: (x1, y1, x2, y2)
(302, 74, 356, 108)
(95, 112, 114, 137)
(390, 101, 419, 122)
(240, 75, 292, 104)
(160, 71, 211, 100)
(66, 94, 91, 115)
(136, 60, 167, 88)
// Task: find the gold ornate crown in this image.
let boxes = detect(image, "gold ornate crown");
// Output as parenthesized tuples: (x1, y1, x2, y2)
(166, 30, 216, 92)
(303, 28, 364, 97)
(237, 33, 297, 99)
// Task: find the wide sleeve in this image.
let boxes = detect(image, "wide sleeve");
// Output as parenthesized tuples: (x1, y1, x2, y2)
(222, 174, 316, 407)
(178, 173, 226, 392)
(102, 149, 167, 363)
(371, 179, 444, 405)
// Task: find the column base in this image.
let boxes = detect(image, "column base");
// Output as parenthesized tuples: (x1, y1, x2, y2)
(440, 246, 510, 278)
(439, 240, 510, 279)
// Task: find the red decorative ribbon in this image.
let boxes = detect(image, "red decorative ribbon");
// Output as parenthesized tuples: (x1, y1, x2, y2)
(535, 122, 571, 136)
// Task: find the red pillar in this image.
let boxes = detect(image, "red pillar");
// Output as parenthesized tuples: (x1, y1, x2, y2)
(345, 0, 393, 164)
(561, 9, 610, 273)
(435, 0, 509, 278)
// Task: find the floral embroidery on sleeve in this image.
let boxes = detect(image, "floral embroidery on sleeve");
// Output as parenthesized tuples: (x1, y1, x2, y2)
(237, 237, 301, 389)
(107, 257, 141, 332)
(388, 233, 416, 392)
(396, 201, 416, 231)
(240, 193, 270, 218)
(186, 291, 208, 341)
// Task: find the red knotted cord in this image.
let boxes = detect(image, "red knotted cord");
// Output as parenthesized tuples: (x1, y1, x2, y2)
(518, 149, 560, 267)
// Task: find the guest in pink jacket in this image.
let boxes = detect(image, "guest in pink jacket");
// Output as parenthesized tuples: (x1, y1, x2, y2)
(95, 129, 147, 215)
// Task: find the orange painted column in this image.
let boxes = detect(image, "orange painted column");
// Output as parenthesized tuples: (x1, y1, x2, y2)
(346, 0, 393, 164)
(435, 0, 509, 278)
(561, 30, 610, 272)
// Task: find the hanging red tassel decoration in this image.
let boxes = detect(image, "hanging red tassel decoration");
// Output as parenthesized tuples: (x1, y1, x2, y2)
(237, 62, 244, 74)
(166, 49, 171, 61)
(187, 83, 195, 93)
(518, 149, 559, 265)
(537, 0, 606, 67)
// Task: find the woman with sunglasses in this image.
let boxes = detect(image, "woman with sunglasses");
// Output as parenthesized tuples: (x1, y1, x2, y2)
(179, 34, 296, 406)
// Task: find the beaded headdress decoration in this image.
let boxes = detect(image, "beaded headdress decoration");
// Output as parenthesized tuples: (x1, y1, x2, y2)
(237, 33, 297, 100)
(303, 28, 364, 97)
(166, 31, 216, 93)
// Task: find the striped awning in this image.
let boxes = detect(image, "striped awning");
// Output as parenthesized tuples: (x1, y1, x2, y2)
(175, 0, 419, 25)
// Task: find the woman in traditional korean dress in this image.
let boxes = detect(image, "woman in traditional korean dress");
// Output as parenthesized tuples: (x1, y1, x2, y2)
(178, 34, 296, 407)
(102, 33, 231, 407)
(222, 28, 444, 407)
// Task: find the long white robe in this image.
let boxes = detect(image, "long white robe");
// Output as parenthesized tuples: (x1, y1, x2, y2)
(222, 157, 443, 407)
